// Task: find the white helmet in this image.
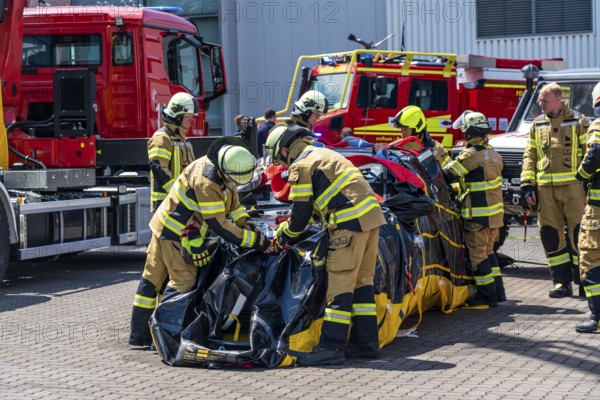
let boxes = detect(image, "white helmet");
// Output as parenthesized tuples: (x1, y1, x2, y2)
(592, 82, 600, 107)
(294, 90, 329, 114)
(162, 92, 199, 126)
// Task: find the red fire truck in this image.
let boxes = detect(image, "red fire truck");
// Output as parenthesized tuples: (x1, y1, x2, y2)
(278, 49, 563, 148)
(0, 1, 226, 280)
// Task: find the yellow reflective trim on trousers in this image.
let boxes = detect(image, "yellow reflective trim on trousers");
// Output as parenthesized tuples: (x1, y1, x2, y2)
(324, 308, 352, 324)
(548, 252, 570, 267)
(584, 283, 600, 297)
(536, 171, 577, 184)
(230, 206, 249, 222)
(491, 266, 502, 277)
(352, 303, 377, 316)
(157, 206, 185, 236)
(199, 200, 226, 215)
(289, 184, 313, 199)
(474, 273, 494, 286)
(461, 202, 503, 218)
(466, 176, 502, 192)
(133, 294, 156, 309)
(315, 168, 362, 210)
(330, 196, 380, 224)
(148, 148, 172, 160)
(447, 159, 468, 177)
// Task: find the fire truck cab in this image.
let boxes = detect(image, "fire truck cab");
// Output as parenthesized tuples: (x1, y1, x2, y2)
(279, 50, 563, 149)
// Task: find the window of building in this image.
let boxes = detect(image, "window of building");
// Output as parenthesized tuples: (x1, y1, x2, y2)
(476, 0, 592, 38)
(408, 80, 448, 111)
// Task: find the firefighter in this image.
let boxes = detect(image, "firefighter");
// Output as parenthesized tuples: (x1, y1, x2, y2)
(574, 82, 600, 333)
(148, 92, 196, 212)
(275, 90, 328, 131)
(265, 124, 386, 366)
(520, 82, 589, 298)
(129, 137, 271, 347)
(392, 105, 451, 168)
(444, 112, 505, 306)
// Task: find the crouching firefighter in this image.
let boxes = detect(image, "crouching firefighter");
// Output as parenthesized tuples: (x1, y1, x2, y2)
(265, 125, 387, 366)
(443, 111, 506, 307)
(129, 137, 271, 347)
(148, 92, 197, 212)
(574, 82, 600, 333)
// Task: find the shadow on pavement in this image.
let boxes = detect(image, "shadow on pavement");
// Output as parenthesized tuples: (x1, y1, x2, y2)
(0, 248, 145, 313)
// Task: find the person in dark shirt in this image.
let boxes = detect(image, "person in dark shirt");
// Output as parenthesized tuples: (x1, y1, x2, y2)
(256, 108, 276, 157)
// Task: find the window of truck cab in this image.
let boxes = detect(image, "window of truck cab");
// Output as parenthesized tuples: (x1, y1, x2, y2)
(163, 35, 202, 96)
(525, 82, 596, 122)
(22, 34, 101, 67)
(309, 73, 352, 109)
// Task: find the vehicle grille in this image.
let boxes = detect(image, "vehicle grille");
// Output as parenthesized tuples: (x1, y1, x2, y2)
(498, 151, 523, 180)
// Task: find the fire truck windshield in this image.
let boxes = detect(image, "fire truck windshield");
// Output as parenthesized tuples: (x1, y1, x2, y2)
(525, 82, 596, 122)
(309, 73, 352, 109)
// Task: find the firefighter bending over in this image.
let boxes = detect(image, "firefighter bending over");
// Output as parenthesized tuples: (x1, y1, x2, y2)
(520, 82, 589, 298)
(148, 92, 196, 212)
(392, 105, 451, 168)
(444, 112, 506, 307)
(129, 137, 271, 347)
(265, 125, 386, 366)
(574, 82, 600, 333)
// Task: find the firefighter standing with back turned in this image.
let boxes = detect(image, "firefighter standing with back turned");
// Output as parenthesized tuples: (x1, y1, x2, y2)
(265, 124, 386, 366)
(148, 92, 196, 212)
(574, 82, 600, 333)
(520, 82, 589, 298)
(129, 137, 271, 347)
(444, 112, 506, 306)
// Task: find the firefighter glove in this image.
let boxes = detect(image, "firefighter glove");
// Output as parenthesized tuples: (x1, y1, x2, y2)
(180, 223, 210, 268)
(522, 185, 536, 201)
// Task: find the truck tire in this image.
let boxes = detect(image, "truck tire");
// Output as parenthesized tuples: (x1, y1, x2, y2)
(494, 217, 511, 252)
(0, 207, 9, 283)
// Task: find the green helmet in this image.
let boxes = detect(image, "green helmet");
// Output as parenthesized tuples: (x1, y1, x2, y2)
(217, 145, 256, 185)
(162, 92, 199, 126)
(393, 105, 426, 133)
(592, 82, 600, 107)
(295, 90, 329, 114)
(264, 126, 288, 161)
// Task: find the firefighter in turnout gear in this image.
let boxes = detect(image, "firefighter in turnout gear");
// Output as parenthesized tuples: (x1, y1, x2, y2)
(265, 124, 387, 366)
(521, 82, 589, 298)
(148, 92, 197, 212)
(574, 82, 600, 333)
(392, 105, 451, 168)
(444, 112, 505, 307)
(129, 137, 270, 347)
(274, 90, 328, 131)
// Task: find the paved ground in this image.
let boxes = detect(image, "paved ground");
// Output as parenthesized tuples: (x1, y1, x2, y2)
(1, 225, 598, 400)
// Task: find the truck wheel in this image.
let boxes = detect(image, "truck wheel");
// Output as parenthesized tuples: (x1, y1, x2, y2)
(0, 207, 9, 283)
(494, 217, 511, 252)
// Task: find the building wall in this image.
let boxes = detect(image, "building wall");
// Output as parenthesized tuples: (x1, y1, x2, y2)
(221, 0, 388, 135)
(386, 0, 600, 69)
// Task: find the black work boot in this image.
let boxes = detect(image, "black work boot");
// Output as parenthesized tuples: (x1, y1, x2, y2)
(549, 283, 573, 298)
(575, 319, 600, 333)
(345, 342, 381, 359)
(296, 344, 345, 366)
(465, 292, 498, 308)
(489, 254, 507, 302)
(129, 307, 154, 347)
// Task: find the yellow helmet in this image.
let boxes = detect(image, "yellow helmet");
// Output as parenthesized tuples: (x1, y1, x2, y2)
(264, 125, 312, 165)
(392, 105, 426, 133)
